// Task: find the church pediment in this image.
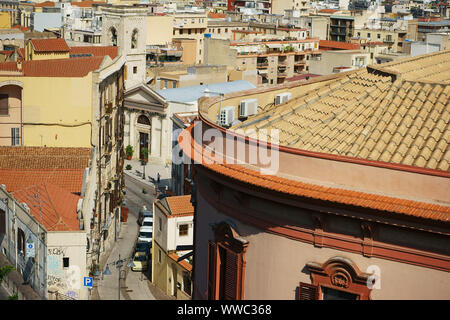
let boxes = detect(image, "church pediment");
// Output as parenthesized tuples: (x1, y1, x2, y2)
(124, 84, 167, 112)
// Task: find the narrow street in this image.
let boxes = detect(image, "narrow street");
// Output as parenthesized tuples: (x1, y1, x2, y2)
(94, 173, 158, 300)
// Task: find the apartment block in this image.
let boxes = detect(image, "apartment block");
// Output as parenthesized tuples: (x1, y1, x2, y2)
(172, 12, 208, 64)
(232, 36, 320, 85)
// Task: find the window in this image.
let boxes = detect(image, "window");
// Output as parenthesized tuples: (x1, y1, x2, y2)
(133, 66, 137, 74)
(298, 257, 372, 300)
(11, 128, 19, 146)
(207, 222, 247, 300)
(0, 94, 8, 115)
(159, 217, 162, 231)
(158, 249, 162, 264)
(164, 80, 168, 89)
(322, 287, 359, 300)
(183, 271, 191, 295)
(131, 29, 138, 49)
(137, 115, 150, 126)
(0, 209, 5, 235)
(110, 27, 117, 46)
(179, 224, 188, 236)
(63, 257, 70, 268)
(377, 33, 381, 39)
(367, 33, 371, 38)
(17, 228, 25, 256)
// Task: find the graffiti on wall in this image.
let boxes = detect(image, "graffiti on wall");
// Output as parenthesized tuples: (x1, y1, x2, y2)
(46, 246, 80, 299)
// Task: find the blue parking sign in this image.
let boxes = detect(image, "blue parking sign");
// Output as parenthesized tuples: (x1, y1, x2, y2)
(84, 277, 93, 288)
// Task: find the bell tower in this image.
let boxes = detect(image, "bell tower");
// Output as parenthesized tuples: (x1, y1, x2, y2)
(101, 5, 147, 89)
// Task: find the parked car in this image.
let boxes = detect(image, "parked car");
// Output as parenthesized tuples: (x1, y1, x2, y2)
(134, 241, 151, 255)
(142, 217, 153, 228)
(138, 208, 153, 225)
(131, 252, 148, 271)
(138, 226, 153, 243)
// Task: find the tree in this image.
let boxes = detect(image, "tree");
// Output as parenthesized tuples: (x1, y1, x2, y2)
(0, 266, 14, 285)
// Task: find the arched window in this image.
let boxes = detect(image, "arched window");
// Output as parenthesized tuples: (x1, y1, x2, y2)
(208, 221, 248, 300)
(137, 114, 150, 126)
(131, 29, 138, 49)
(299, 257, 373, 300)
(109, 27, 117, 46)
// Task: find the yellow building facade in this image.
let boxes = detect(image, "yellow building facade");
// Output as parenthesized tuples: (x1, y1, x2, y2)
(0, 12, 11, 29)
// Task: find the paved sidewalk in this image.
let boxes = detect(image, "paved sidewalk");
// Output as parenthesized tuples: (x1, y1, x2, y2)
(124, 159, 171, 194)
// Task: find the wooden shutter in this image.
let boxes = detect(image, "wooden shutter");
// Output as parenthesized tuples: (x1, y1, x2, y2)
(207, 242, 216, 300)
(298, 282, 319, 300)
(223, 249, 239, 300)
(0, 94, 8, 115)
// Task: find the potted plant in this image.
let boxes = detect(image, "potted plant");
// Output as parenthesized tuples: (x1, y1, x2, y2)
(141, 147, 149, 163)
(125, 145, 133, 160)
(125, 164, 132, 170)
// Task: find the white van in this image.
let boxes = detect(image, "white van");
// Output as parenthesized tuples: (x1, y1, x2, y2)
(138, 226, 153, 243)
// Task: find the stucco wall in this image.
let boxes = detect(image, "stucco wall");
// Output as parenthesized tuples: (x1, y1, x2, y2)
(46, 232, 87, 300)
(0, 75, 93, 147)
(146, 15, 174, 46)
(194, 186, 450, 300)
(0, 83, 22, 146)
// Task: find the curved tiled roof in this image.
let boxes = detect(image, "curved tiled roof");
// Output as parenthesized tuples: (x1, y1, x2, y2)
(231, 50, 450, 171)
(180, 123, 450, 223)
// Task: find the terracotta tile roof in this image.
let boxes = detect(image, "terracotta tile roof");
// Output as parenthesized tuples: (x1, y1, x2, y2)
(0, 146, 91, 169)
(168, 252, 193, 271)
(318, 9, 340, 13)
(12, 25, 30, 32)
(232, 51, 450, 172)
(0, 56, 105, 77)
(286, 73, 320, 82)
(12, 183, 81, 232)
(0, 168, 85, 194)
(319, 40, 361, 50)
(208, 12, 226, 19)
(30, 38, 70, 52)
(166, 195, 194, 216)
(181, 124, 450, 223)
(364, 41, 386, 47)
(34, 1, 55, 7)
(0, 147, 90, 194)
(71, 1, 106, 7)
(371, 49, 450, 83)
(69, 46, 118, 60)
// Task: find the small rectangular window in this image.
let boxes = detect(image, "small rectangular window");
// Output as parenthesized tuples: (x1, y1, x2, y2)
(11, 128, 19, 146)
(159, 217, 162, 231)
(158, 249, 162, 264)
(179, 224, 188, 236)
(63, 257, 70, 268)
(133, 66, 137, 74)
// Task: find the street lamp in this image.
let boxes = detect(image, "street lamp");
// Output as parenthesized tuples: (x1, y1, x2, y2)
(141, 159, 146, 180)
(100, 253, 135, 300)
